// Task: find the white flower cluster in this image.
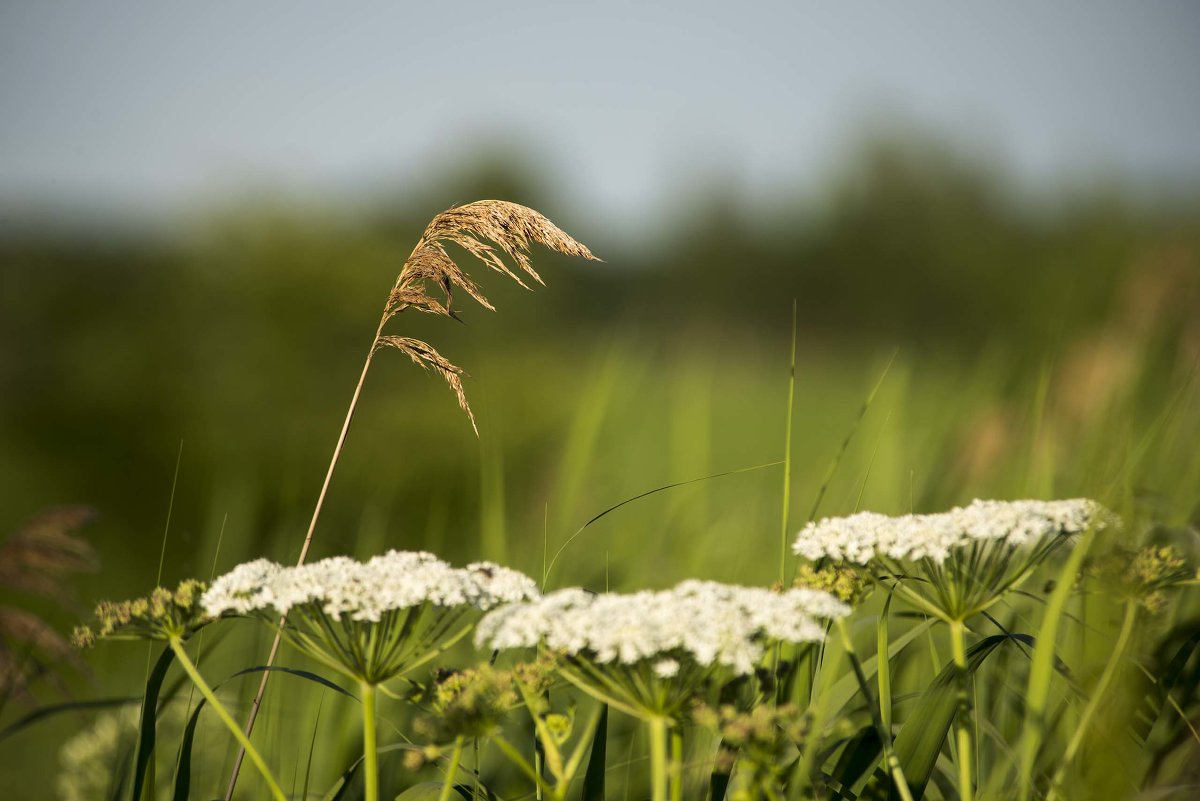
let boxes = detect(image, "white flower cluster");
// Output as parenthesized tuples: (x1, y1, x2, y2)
(202, 550, 538, 622)
(475, 580, 850, 676)
(793, 498, 1113, 564)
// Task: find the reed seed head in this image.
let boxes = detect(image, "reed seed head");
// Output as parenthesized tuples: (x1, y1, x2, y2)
(379, 200, 598, 433)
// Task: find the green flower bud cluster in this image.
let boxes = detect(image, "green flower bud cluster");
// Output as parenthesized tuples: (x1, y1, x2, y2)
(693, 702, 809, 774)
(72, 579, 208, 646)
(1088, 545, 1193, 613)
(791, 563, 870, 605)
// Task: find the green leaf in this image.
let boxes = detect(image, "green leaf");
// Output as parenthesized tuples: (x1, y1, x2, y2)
(824, 727, 882, 799)
(884, 633, 1031, 800)
(581, 703, 608, 801)
(172, 665, 356, 801)
(132, 644, 175, 801)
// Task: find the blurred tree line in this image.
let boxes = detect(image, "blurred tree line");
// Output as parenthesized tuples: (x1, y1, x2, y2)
(1, 131, 1198, 587)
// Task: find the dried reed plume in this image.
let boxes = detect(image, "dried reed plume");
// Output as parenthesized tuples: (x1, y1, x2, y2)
(0, 506, 97, 708)
(225, 200, 596, 799)
(373, 201, 595, 430)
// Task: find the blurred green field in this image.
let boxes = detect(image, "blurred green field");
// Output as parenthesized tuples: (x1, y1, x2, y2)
(2, 136, 1199, 798)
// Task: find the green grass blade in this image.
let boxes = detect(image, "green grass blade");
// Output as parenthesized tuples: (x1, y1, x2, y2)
(543, 460, 782, 589)
(1016, 530, 1095, 801)
(582, 704, 609, 801)
(878, 593, 894, 735)
(171, 664, 356, 801)
(805, 349, 896, 525)
(1135, 624, 1200, 745)
(886, 633, 1030, 800)
(321, 744, 433, 801)
(779, 298, 797, 584)
(171, 690, 206, 801)
(825, 727, 882, 799)
(132, 644, 175, 801)
(226, 665, 357, 699)
(822, 617, 934, 718)
(0, 695, 140, 743)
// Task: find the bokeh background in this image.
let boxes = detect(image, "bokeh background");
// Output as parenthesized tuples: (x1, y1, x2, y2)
(2, 2, 1199, 797)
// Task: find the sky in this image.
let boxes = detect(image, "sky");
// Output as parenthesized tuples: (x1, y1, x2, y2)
(2, 1, 1198, 229)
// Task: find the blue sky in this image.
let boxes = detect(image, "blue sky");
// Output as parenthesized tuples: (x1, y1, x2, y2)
(2, 1, 1197, 228)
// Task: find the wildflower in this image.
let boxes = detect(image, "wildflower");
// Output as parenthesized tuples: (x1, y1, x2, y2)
(793, 498, 1112, 565)
(202, 550, 537, 684)
(792, 498, 1114, 622)
(205, 550, 537, 801)
(1087, 544, 1194, 613)
(476, 580, 849, 681)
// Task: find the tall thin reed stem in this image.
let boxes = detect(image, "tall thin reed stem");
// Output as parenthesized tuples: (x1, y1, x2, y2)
(648, 716, 669, 801)
(225, 337, 379, 801)
(167, 636, 287, 801)
(949, 620, 974, 801)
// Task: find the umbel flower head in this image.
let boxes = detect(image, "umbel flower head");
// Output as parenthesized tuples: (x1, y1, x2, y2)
(73, 579, 208, 647)
(793, 498, 1116, 621)
(476, 580, 849, 719)
(794, 498, 1112, 564)
(203, 550, 537, 684)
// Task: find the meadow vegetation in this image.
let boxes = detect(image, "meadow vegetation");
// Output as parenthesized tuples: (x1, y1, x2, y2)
(1, 135, 1199, 800)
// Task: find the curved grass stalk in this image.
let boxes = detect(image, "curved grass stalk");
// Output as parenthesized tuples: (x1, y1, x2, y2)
(166, 636, 286, 801)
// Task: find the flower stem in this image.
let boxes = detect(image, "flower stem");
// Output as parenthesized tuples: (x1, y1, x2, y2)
(648, 716, 669, 801)
(439, 736, 466, 801)
(167, 637, 286, 801)
(669, 727, 684, 801)
(361, 680, 379, 801)
(948, 620, 974, 801)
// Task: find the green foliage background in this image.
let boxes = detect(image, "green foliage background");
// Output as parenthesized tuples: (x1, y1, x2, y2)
(2, 132, 1199, 798)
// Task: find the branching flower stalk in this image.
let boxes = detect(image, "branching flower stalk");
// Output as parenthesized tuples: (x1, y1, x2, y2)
(224, 200, 596, 798)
